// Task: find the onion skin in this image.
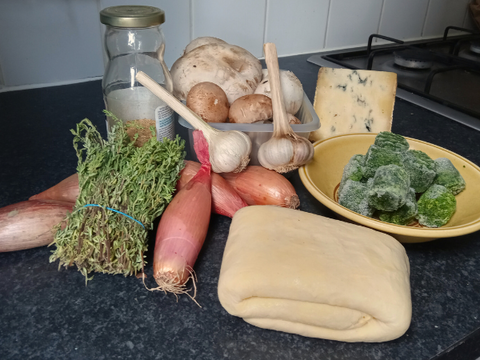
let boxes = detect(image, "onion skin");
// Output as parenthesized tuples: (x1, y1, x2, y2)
(29, 174, 79, 203)
(0, 200, 73, 252)
(153, 131, 212, 292)
(220, 165, 300, 209)
(177, 161, 247, 218)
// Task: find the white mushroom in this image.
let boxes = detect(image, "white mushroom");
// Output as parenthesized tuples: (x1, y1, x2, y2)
(170, 40, 263, 105)
(184, 36, 227, 54)
(254, 69, 303, 115)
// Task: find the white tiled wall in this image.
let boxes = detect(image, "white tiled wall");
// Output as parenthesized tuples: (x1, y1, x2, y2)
(423, 0, 473, 36)
(0, 0, 475, 90)
(379, 0, 430, 40)
(0, 0, 104, 87)
(264, 0, 330, 56)
(192, 0, 267, 58)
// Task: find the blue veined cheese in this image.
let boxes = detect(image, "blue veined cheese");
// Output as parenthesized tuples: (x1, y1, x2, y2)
(309, 67, 397, 142)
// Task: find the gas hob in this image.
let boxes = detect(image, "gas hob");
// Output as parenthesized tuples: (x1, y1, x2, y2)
(308, 26, 480, 130)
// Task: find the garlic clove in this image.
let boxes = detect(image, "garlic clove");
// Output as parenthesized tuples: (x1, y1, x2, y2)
(292, 135, 315, 167)
(258, 137, 294, 169)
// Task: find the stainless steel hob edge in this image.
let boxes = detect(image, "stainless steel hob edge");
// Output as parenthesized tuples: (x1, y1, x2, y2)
(307, 52, 480, 132)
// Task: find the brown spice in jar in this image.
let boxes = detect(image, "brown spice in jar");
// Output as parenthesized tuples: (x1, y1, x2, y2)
(125, 119, 156, 147)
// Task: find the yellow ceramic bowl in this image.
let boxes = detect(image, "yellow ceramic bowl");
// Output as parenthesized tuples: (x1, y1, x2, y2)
(299, 133, 480, 243)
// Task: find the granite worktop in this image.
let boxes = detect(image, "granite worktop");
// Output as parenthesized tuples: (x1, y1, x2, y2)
(1, 54, 480, 360)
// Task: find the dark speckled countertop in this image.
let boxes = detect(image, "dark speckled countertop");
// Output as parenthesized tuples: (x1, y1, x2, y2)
(1, 54, 480, 360)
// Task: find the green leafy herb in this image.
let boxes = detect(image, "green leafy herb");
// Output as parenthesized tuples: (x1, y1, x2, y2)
(50, 115, 185, 280)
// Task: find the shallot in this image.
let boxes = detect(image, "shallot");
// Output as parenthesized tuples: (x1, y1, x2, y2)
(29, 174, 79, 203)
(177, 161, 247, 218)
(152, 130, 212, 298)
(220, 165, 300, 209)
(0, 200, 73, 252)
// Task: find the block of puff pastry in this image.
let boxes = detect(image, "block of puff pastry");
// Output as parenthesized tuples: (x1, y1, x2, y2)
(217, 206, 411, 342)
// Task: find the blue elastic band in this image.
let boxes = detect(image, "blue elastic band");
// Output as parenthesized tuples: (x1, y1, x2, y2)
(83, 204, 145, 229)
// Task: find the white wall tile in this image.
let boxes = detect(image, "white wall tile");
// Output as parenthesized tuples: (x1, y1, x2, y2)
(100, 0, 191, 68)
(191, 0, 266, 58)
(0, 63, 4, 86)
(326, 0, 384, 49)
(423, 0, 472, 37)
(264, 0, 330, 56)
(379, 0, 429, 40)
(0, 0, 104, 87)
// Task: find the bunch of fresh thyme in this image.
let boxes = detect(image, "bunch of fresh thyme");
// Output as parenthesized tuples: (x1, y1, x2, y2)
(50, 115, 185, 279)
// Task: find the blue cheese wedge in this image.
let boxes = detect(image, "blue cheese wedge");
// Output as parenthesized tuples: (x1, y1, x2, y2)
(309, 68, 397, 142)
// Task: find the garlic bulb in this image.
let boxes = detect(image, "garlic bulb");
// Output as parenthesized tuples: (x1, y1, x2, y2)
(257, 43, 314, 173)
(202, 127, 252, 173)
(258, 135, 313, 173)
(136, 71, 252, 173)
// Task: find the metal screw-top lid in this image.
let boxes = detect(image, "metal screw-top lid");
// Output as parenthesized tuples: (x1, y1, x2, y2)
(100, 5, 165, 28)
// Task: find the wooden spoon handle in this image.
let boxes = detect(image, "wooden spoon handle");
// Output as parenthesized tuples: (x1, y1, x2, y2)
(136, 71, 211, 133)
(263, 43, 290, 136)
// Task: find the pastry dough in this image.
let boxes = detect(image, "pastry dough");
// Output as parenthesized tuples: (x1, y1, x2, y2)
(217, 206, 411, 342)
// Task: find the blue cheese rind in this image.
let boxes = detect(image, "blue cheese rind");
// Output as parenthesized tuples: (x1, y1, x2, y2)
(309, 68, 397, 142)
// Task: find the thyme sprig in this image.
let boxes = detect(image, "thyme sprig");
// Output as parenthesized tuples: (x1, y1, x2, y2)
(50, 115, 185, 279)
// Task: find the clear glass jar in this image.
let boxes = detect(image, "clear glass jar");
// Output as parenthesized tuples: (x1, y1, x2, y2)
(100, 5, 175, 143)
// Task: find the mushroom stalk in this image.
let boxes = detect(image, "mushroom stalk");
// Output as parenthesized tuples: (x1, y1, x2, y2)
(257, 43, 314, 173)
(136, 71, 252, 173)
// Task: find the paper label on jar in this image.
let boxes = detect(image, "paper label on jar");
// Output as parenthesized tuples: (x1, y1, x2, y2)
(155, 105, 175, 142)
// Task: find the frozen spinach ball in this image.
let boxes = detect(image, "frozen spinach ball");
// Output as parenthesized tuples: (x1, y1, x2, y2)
(362, 144, 405, 178)
(433, 157, 466, 195)
(417, 184, 456, 227)
(374, 131, 410, 152)
(339, 154, 365, 194)
(368, 164, 411, 212)
(403, 149, 436, 193)
(338, 179, 375, 217)
(378, 187, 418, 225)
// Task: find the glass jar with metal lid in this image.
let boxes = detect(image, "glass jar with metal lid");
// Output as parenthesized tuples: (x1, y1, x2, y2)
(100, 5, 174, 145)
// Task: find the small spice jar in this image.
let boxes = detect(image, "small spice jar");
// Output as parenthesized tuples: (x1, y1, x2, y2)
(100, 5, 174, 144)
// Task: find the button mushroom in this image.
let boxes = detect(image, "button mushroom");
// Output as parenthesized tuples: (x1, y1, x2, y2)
(229, 94, 273, 124)
(254, 69, 303, 115)
(187, 82, 230, 123)
(170, 39, 263, 105)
